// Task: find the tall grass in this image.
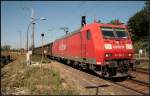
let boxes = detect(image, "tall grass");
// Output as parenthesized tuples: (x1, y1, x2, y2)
(2, 59, 78, 95)
(20, 65, 78, 95)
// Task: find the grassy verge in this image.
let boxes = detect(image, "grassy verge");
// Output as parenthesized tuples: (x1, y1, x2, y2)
(19, 64, 77, 95)
(1, 55, 79, 95)
(31, 54, 50, 64)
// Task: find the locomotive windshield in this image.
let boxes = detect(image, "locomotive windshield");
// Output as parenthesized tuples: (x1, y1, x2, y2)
(101, 27, 128, 39)
(101, 27, 115, 38)
(115, 28, 128, 38)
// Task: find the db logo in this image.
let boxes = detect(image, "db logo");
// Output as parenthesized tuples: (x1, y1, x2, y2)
(59, 44, 66, 50)
(113, 45, 124, 49)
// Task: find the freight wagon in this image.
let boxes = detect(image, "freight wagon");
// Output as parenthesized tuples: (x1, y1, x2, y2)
(34, 43, 53, 57)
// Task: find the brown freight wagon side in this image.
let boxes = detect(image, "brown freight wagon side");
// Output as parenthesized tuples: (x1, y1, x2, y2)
(34, 42, 53, 57)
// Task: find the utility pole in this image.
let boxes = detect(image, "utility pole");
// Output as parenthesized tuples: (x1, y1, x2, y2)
(27, 28, 28, 51)
(26, 8, 46, 52)
(19, 31, 22, 53)
(41, 33, 44, 64)
(31, 8, 35, 51)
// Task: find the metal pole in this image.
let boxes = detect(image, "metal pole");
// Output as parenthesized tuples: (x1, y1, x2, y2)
(32, 21, 35, 50)
(19, 31, 22, 53)
(20, 31, 22, 50)
(41, 33, 44, 64)
(27, 23, 32, 51)
(31, 8, 35, 51)
(27, 18, 46, 52)
(42, 36, 43, 62)
(27, 27, 28, 51)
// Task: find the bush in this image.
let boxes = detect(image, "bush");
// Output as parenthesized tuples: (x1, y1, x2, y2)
(133, 39, 149, 53)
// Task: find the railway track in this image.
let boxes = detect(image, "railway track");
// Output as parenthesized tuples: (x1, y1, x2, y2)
(129, 67, 149, 85)
(72, 64, 149, 95)
(111, 78, 149, 95)
(133, 67, 149, 74)
(107, 68, 149, 95)
(129, 78, 149, 85)
(104, 67, 149, 95)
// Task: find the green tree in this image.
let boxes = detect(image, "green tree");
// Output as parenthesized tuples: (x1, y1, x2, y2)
(127, 2, 149, 41)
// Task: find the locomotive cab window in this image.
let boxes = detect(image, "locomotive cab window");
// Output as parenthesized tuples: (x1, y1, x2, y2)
(101, 27, 115, 38)
(115, 28, 128, 38)
(86, 30, 91, 40)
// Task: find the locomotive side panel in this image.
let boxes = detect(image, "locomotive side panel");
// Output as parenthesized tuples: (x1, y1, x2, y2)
(52, 40, 61, 57)
(52, 32, 82, 62)
(66, 32, 82, 60)
(88, 24, 105, 65)
(53, 29, 99, 64)
(80, 29, 96, 64)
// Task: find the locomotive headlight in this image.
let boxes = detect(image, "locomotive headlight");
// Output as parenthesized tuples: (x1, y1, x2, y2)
(105, 53, 112, 57)
(128, 53, 132, 57)
(104, 44, 112, 49)
(126, 44, 133, 49)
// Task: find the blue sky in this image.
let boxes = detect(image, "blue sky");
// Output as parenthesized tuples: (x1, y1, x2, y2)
(1, 1, 145, 49)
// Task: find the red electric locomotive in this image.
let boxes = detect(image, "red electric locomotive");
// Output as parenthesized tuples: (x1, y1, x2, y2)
(52, 16, 135, 78)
